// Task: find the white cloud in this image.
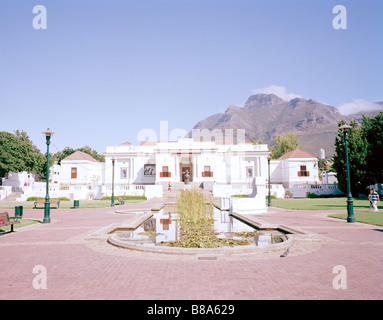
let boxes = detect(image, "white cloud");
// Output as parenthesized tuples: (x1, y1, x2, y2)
(337, 99, 383, 115)
(251, 85, 301, 101)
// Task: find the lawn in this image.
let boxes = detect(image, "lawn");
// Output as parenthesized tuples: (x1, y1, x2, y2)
(328, 212, 383, 226)
(272, 197, 383, 226)
(0, 219, 41, 233)
(271, 197, 382, 211)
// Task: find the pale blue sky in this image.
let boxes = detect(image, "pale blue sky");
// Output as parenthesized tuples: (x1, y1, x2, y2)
(1, 0, 382, 154)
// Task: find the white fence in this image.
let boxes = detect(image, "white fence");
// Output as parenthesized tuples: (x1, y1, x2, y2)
(101, 184, 163, 199)
(289, 183, 343, 198)
(19, 183, 162, 201)
(213, 183, 253, 197)
(0, 186, 13, 201)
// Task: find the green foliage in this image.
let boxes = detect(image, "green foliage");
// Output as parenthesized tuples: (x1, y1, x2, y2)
(333, 113, 383, 195)
(0, 130, 105, 179)
(26, 196, 70, 201)
(361, 113, 383, 183)
(53, 146, 105, 164)
(100, 195, 147, 200)
(307, 193, 345, 198)
(270, 132, 305, 159)
(0, 130, 45, 177)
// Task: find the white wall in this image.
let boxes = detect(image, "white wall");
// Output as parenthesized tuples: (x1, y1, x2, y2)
(1, 171, 38, 191)
(58, 160, 104, 186)
(270, 158, 319, 189)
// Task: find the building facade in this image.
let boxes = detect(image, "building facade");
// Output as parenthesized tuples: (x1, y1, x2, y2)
(103, 138, 270, 188)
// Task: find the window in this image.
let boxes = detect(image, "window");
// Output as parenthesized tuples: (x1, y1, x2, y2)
(144, 164, 156, 176)
(120, 167, 127, 179)
(202, 166, 213, 177)
(71, 167, 77, 179)
(298, 165, 310, 177)
(160, 166, 171, 177)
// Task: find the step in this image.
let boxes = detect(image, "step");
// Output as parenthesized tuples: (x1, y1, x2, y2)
(3, 191, 24, 202)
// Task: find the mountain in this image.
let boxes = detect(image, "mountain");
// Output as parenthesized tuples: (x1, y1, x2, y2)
(190, 94, 382, 158)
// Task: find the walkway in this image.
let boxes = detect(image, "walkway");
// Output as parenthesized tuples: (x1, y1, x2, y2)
(0, 193, 382, 300)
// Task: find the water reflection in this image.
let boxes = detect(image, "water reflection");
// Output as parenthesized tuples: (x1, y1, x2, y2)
(114, 208, 282, 247)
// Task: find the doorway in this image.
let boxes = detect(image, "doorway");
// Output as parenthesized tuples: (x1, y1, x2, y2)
(180, 165, 192, 182)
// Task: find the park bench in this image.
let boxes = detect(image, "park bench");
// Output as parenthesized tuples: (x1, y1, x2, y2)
(33, 199, 60, 209)
(0, 212, 20, 232)
(118, 197, 125, 205)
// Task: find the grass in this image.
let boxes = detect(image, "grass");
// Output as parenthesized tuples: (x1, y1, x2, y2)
(272, 197, 382, 211)
(0, 219, 41, 233)
(272, 197, 383, 226)
(0, 199, 145, 210)
(328, 212, 383, 226)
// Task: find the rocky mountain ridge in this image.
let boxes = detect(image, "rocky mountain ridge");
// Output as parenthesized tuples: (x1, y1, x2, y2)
(190, 94, 382, 158)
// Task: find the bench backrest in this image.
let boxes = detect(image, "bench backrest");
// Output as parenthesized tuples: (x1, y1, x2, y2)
(51, 199, 59, 204)
(35, 199, 45, 204)
(0, 212, 10, 223)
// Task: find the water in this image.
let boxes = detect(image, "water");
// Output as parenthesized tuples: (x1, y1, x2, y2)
(113, 208, 283, 247)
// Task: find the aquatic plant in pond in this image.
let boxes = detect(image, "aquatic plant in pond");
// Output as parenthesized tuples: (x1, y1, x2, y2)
(177, 189, 213, 223)
(162, 189, 253, 248)
(162, 217, 252, 248)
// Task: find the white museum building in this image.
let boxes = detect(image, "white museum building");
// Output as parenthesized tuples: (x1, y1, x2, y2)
(1, 138, 342, 205)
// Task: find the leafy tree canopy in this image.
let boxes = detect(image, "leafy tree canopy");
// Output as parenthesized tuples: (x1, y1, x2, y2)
(333, 112, 383, 195)
(53, 146, 105, 164)
(0, 130, 104, 180)
(0, 130, 45, 177)
(269, 132, 305, 159)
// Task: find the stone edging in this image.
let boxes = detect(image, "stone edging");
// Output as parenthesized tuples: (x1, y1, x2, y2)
(85, 212, 153, 240)
(107, 233, 294, 255)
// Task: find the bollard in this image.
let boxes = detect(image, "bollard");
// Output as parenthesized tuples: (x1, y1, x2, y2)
(74, 200, 79, 208)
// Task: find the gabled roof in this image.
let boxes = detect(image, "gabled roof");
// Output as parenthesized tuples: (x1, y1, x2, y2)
(120, 141, 133, 146)
(62, 151, 97, 162)
(140, 141, 158, 146)
(279, 148, 315, 160)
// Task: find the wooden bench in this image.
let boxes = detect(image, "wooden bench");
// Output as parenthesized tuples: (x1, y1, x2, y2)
(118, 197, 125, 205)
(0, 212, 20, 232)
(51, 199, 60, 208)
(33, 199, 60, 209)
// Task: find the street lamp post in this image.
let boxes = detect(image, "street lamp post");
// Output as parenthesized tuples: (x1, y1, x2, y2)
(268, 157, 271, 207)
(339, 124, 355, 223)
(111, 158, 115, 207)
(42, 129, 54, 223)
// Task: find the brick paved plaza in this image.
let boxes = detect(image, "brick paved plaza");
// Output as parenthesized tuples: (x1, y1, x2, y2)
(1, 194, 382, 300)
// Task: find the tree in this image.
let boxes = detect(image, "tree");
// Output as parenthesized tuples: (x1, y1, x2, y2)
(333, 121, 368, 195)
(332, 113, 383, 196)
(0, 130, 45, 177)
(360, 112, 383, 183)
(53, 146, 104, 165)
(269, 132, 305, 159)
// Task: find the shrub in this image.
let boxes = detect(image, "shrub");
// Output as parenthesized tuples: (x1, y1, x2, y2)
(27, 197, 44, 201)
(27, 196, 69, 201)
(307, 193, 346, 198)
(100, 195, 147, 200)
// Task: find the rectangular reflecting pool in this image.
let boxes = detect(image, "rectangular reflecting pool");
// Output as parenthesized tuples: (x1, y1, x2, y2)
(112, 208, 284, 248)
